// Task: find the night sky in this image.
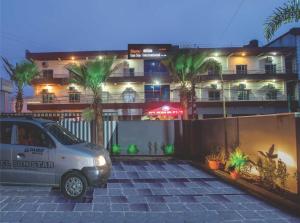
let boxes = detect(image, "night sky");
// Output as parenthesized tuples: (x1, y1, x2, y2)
(0, 0, 298, 96)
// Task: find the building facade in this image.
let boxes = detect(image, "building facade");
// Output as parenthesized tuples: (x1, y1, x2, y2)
(26, 30, 299, 119)
(0, 78, 13, 113)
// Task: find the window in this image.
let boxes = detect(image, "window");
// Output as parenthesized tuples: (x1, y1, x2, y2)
(208, 67, 220, 75)
(144, 85, 170, 102)
(44, 123, 83, 145)
(265, 64, 277, 74)
(69, 93, 80, 103)
(124, 68, 135, 77)
(237, 90, 250, 100)
(266, 90, 277, 100)
(122, 88, 136, 103)
(16, 123, 54, 148)
(42, 69, 53, 79)
(0, 122, 12, 144)
(42, 93, 55, 103)
(144, 60, 168, 75)
(208, 90, 220, 101)
(236, 65, 247, 75)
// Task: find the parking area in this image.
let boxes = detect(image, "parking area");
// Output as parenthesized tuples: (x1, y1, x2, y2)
(0, 160, 299, 223)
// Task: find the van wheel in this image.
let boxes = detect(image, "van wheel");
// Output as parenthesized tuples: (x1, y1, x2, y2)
(61, 172, 87, 199)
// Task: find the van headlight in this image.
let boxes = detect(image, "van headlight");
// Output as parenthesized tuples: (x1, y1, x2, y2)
(94, 155, 106, 167)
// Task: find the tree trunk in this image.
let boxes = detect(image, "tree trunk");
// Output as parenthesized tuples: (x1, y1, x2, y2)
(180, 90, 189, 120)
(15, 90, 23, 113)
(93, 96, 104, 147)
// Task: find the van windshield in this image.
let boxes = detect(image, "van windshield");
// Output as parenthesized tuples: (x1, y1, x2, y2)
(44, 123, 84, 145)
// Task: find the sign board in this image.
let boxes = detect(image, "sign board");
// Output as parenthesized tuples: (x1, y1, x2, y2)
(0, 78, 13, 93)
(128, 44, 172, 59)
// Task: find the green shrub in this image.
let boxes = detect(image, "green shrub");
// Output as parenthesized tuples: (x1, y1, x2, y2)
(164, 144, 174, 155)
(228, 148, 248, 172)
(127, 144, 139, 155)
(112, 144, 121, 155)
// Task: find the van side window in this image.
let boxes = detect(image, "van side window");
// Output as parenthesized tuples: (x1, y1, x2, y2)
(0, 122, 13, 144)
(16, 123, 53, 148)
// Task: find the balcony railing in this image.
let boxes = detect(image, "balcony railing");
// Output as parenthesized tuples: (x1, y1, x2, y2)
(31, 67, 297, 84)
(27, 91, 291, 105)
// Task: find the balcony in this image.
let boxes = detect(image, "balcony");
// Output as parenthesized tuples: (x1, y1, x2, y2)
(31, 72, 172, 85)
(200, 67, 298, 81)
(26, 90, 295, 111)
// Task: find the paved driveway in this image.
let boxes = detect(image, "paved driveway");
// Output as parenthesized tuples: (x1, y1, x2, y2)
(0, 160, 299, 223)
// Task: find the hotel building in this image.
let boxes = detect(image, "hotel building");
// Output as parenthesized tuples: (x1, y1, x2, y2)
(26, 28, 300, 119)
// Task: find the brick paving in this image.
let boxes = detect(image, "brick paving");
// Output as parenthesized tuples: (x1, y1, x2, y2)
(0, 160, 299, 223)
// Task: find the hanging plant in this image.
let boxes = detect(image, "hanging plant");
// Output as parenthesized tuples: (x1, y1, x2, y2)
(127, 144, 139, 155)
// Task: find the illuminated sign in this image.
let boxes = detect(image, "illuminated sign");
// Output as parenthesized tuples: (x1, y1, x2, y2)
(128, 44, 172, 59)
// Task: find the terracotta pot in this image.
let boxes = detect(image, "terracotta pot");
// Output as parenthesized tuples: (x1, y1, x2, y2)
(208, 160, 220, 170)
(230, 170, 239, 180)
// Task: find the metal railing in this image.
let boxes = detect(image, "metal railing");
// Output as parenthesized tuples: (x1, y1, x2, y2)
(27, 90, 290, 105)
(31, 67, 297, 82)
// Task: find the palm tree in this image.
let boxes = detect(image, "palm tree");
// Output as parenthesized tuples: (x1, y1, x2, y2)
(264, 0, 300, 41)
(2, 57, 39, 113)
(66, 57, 124, 146)
(162, 50, 221, 120)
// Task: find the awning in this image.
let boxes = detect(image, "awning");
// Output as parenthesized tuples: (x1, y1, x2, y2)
(147, 105, 183, 116)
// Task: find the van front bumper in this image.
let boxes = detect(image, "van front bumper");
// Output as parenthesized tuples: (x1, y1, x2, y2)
(82, 164, 111, 187)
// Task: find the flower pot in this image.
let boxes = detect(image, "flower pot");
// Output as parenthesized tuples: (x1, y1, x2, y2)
(230, 170, 239, 180)
(208, 160, 220, 170)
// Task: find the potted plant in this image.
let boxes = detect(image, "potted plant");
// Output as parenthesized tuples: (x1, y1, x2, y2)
(228, 149, 248, 180)
(206, 153, 222, 170)
(127, 144, 139, 155)
(112, 144, 121, 155)
(164, 144, 175, 155)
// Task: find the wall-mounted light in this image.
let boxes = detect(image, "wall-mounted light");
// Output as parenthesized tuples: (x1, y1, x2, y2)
(125, 82, 132, 88)
(214, 52, 219, 57)
(272, 52, 277, 56)
(98, 56, 103, 60)
(71, 56, 75, 61)
(154, 80, 160, 85)
(278, 151, 296, 167)
(241, 52, 246, 57)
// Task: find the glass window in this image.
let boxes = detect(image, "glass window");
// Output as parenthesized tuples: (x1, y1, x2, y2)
(144, 85, 170, 102)
(266, 90, 277, 100)
(208, 91, 220, 100)
(42, 69, 53, 79)
(237, 90, 250, 100)
(236, 65, 247, 75)
(44, 123, 83, 145)
(265, 64, 277, 74)
(16, 123, 54, 148)
(0, 122, 13, 144)
(42, 93, 55, 103)
(69, 93, 80, 103)
(144, 60, 168, 75)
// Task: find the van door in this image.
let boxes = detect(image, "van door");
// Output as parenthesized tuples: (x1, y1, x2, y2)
(0, 121, 13, 183)
(10, 122, 56, 185)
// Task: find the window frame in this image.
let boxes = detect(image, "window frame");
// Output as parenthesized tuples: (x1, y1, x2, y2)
(14, 122, 56, 149)
(0, 121, 14, 145)
(236, 65, 248, 75)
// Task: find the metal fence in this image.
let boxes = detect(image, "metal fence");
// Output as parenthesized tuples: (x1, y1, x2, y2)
(0, 112, 117, 150)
